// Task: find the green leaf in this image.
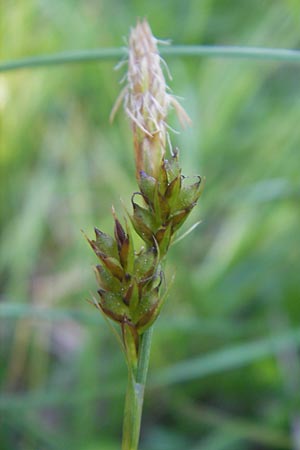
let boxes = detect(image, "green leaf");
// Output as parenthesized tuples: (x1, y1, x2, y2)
(94, 264, 122, 292)
(93, 227, 118, 258)
(134, 248, 158, 282)
(165, 175, 181, 207)
(98, 290, 129, 322)
(130, 195, 157, 243)
(138, 171, 157, 206)
(134, 289, 159, 329)
(164, 153, 181, 183)
(151, 328, 300, 386)
(176, 176, 204, 210)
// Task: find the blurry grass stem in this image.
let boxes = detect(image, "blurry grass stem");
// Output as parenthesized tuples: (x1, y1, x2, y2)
(2, 45, 300, 73)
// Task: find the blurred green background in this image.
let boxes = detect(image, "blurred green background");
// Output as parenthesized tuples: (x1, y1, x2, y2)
(1, 1, 300, 449)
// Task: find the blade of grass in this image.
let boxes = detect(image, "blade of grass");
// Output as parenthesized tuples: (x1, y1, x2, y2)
(151, 328, 300, 386)
(191, 433, 243, 450)
(0, 381, 125, 410)
(2, 45, 300, 73)
(175, 397, 292, 449)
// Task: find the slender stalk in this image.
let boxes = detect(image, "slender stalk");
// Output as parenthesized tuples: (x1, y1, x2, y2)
(0, 48, 124, 73)
(122, 326, 153, 450)
(2, 45, 300, 73)
(161, 45, 300, 61)
(136, 326, 154, 386)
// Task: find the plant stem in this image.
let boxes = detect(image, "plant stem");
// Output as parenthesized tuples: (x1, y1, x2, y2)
(122, 326, 154, 450)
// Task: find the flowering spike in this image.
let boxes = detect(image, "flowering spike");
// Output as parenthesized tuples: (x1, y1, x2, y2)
(112, 19, 191, 180)
(87, 24, 207, 447)
(87, 20, 206, 450)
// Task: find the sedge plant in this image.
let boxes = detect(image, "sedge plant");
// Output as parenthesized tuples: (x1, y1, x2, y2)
(86, 20, 205, 450)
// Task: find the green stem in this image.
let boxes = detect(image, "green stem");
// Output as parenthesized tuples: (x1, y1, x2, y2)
(0, 48, 124, 73)
(2, 45, 300, 73)
(122, 326, 154, 450)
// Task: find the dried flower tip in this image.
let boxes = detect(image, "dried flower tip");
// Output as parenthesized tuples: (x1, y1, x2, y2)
(114, 20, 191, 133)
(111, 19, 191, 179)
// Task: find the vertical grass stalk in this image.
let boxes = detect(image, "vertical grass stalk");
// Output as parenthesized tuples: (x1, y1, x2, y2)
(122, 326, 153, 450)
(87, 19, 204, 449)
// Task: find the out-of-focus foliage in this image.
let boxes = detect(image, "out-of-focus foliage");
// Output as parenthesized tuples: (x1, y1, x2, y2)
(1, 1, 300, 449)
